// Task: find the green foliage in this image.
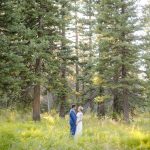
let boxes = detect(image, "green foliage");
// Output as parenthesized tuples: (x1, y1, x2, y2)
(0, 110, 150, 150)
(0, 0, 149, 120)
(0, 0, 71, 108)
(142, 1, 150, 111)
(94, 95, 111, 103)
(0, 0, 25, 101)
(92, 74, 104, 86)
(96, 0, 144, 117)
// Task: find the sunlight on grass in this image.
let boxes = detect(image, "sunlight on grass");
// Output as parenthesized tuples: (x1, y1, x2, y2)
(0, 110, 150, 150)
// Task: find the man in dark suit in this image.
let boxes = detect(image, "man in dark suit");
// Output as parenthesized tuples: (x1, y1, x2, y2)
(69, 104, 77, 136)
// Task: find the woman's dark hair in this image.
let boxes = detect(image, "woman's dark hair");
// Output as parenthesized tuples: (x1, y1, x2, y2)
(72, 104, 76, 108)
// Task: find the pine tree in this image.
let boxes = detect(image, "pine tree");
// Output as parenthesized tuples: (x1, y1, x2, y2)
(0, 0, 25, 106)
(58, 0, 72, 117)
(78, 0, 96, 107)
(69, 0, 97, 106)
(142, 0, 150, 111)
(74, 0, 80, 101)
(96, 0, 141, 122)
(14, 0, 62, 120)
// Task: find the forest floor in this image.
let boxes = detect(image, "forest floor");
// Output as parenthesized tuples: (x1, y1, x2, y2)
(0, 110, 150, 150)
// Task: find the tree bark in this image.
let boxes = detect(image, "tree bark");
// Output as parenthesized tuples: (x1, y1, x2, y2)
(97, 87, 105, 117)
(122, 64, 129, 123)
(59, 63, 66, 118)
(112, 71, 121, 118)
(123, 88, 129, 122)
(121, 0, 129, 123)
(75, 0, 79, 101)
(88, 0, 94, 110)
(113, 89, 119, 112)
(59, 3, 67, 118)
(32, 16, 43, 121)
(47, 91, 50, 113)
(97, 102, 105, 117)
(89, 0, 92, 60)
(33, 84, 40, 121)
(33, 58, 41, 121)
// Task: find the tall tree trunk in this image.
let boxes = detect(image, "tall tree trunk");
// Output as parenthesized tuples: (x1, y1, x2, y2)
(33, 16, 43, 121)
(75, 0, 79, 101)
(33, 58, 41, 121)
(47, 92, 54, 112)
(59, 3, 67, 118)
(59, 63, 66, 118)
(123, 88, 129, 122)
(122, 64, 129, 123)
(82, 80, 85, 102)
(89, 0, 92, 60)
(97, 102, 105, 117)
(97, 87, 105, 117)
(97, 30, 105, 116)
(33, 84, 40, 121)
(47, 91, 50, 113)
(112, 71, 121, 118)
(113, 90, 120, 112)
(121, 0, 129, 123)
(88, 0, 94, 110)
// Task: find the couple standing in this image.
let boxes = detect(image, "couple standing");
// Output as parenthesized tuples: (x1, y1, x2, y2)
(69, 104, 83, 138)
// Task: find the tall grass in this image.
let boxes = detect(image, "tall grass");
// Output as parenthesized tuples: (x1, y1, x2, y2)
(0, 110, 149, 150)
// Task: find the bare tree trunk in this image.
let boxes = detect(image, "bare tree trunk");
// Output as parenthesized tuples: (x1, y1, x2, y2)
(82, 80, 85, 102)
(88, 0, 94, 110)
(47, 91, 50, 113)
(33, 84, 40, 121)
(47, 92, 54, 112)
(113, 90, 119, 112)
(33, 58, 41, 121)
(123, 88, 129, 122)
(59, 95, 66, 117)
(122, 64, 129, 123)
(97, 102, 105, 117)
(32, 16, 43, 121)
(89, 0, 92, 60)
(59, 3, 67, 118)
(121, 0, 129, 123)
(112, 71, 121, 119)
(59, 63, 66, 118)
(97, 87, 105, 117)
(75, 0, 79, 101)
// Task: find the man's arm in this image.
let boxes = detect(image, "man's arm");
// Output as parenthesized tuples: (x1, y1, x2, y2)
(70, 111, 76, 124)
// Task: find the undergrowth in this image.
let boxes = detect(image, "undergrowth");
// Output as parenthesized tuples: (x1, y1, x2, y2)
(0, 110, 149, 150)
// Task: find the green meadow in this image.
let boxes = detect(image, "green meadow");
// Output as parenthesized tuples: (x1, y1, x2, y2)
(0, 110, 149, 150)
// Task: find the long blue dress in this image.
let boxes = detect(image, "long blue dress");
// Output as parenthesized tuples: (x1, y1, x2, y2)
(69, 109, 77, 136)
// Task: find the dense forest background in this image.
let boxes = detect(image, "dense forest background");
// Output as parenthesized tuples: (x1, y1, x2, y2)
(0, 0, 150, 123)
